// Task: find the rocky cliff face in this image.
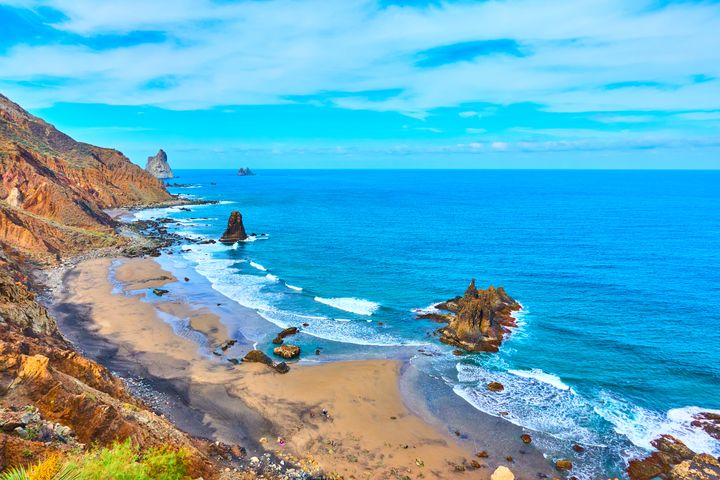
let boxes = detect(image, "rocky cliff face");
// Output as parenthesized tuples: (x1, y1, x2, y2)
(0, 93, 172, 263)
(0, 247, 217, 476)
(427, 279, 521, 352)
(145, 149, 174, 179)
(219, 211, 248, 243)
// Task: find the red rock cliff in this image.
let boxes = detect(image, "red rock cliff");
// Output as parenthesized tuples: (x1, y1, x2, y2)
(0, 93, 172, 262)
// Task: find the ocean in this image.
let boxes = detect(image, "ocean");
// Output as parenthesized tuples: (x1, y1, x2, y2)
(135, 169, 720, 478)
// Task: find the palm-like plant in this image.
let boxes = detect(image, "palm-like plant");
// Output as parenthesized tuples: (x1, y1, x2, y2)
(0, 463, 79, 480)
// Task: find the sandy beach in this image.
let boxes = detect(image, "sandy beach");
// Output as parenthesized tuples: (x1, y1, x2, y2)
(49, 256, 556, 479)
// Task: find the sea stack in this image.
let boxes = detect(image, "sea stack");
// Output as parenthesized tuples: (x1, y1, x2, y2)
(423, 279, 521, 352)
(219, 211, 248, 243)
(237, 167, 255, 176)
(145, 149, 174, 179)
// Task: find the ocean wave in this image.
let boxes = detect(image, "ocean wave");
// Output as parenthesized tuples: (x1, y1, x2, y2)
(594, 393, 720, 456)
(411, 303, 442, 314)
(508, 368, 571, 391)
(249, 261, 267, 271)
(285, 283, 303, 291)
(454, 363, 602, 444)
(314, 296, 380, 316)
(265, 273, 279, 282)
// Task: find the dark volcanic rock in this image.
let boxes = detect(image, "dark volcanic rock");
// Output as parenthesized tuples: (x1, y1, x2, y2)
(272, 326, 299, 345)
(273, 362, 290, 374)
(627, 435, 720, 480)
(219, 211, 248, 243)
(152, 288, 169, 297)
(237, 167, 255, 176)
(434, 279, 521, 353)
(145, 149, 174, 179)
(692, 412, 720, 441)
(242, 349, 273, 365)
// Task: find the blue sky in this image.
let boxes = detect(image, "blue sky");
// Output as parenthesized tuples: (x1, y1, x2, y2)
(1, 0, 720, 168)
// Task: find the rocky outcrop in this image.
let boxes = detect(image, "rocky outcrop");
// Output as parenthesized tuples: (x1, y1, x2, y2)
(273, 344, 300, 359)
(692, 412, 720, 441)
(272, 327, 298, 345)
(0, 93, 172, 263)
(628, 435, 720, 480)
(145, 149, 174, 179)
(219, 211, 248, 243)
(425, 279, 521, 353)
(237, 167, 255, 176)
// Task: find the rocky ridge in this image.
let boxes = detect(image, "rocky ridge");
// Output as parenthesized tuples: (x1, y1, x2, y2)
(0, 93, 172, 263)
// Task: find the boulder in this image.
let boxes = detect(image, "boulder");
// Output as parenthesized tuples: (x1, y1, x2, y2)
(487, 381, 505, 392)
(274, 362, 290, 374)
(521, 434, 532, 444)
(219, 211, 248, 243)
(491, 466, 515, 480)
(555, 460, 573, 471)
(242, 350, 273, 365)
(145, 149, 174, 179)
(434, 279, 521, 353)
(273, 344, 300, 359)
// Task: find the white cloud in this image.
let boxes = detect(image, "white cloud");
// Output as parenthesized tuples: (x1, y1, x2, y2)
(466, 127, 486, 134)
(0, 0, 719, 118)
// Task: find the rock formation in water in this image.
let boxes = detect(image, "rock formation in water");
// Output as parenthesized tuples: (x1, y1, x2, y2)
(145, 149, 174, 179)
(237, 167, 255, 176)
(627, 435, 720, 480)
(421, 279, 521, 352)
(0, 93, 172, 263)
(219, 210, 248, 243)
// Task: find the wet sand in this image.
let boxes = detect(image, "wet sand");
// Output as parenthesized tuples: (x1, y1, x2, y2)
(50, 256, 556, 479)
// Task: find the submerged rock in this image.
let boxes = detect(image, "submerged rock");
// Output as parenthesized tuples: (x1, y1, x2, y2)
(432, 279, 521, 353)
(273, 344, 300, 359)
(628, 435, 720, 480)
(219, 211, 248, 243)
(145, 149, 174, 179)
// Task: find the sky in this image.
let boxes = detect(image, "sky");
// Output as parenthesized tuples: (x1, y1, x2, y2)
(1, 0, 720, 169)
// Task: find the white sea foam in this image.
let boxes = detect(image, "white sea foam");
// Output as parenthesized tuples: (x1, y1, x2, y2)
(411, 303, 442, 314)
(265, 273, 279, 282)
(250, 261, 267, 271)
(508, 368, 571, 391)
(285, 283, 303, 291)
(594, 394, 720, 456)
(314, 296, 380, 316)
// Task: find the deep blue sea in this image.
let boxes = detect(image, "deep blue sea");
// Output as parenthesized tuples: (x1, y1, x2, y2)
(136, 170, 720, 478)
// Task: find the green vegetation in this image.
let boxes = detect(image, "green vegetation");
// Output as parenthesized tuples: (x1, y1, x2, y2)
(0, 441, 190, 480)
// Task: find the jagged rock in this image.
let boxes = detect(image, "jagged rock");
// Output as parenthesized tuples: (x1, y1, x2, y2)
(491, 466, 515, 480)
(237, 167, 255, 176)
(434, 279, 521, 353)
(145, 149, 174, 179)
(487, 381, 505, 392)
(219, 211, 248, 243)
(628, 435, 720, 480)
(242, 349, 273, 365)
(152, 288, 169, 296)
(692, 412, 720, 441)
(272, 326, 299, 345)
(273, 344, 300, 359)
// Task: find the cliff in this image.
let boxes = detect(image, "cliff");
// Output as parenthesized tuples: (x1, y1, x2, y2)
(427, 279, 521, 352)
(0, 246, 221, 477)
(145, 149, 174, 179)
(0, 93, 172, 263)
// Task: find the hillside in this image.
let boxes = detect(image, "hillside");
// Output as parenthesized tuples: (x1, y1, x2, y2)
(0, 94, 172, 262)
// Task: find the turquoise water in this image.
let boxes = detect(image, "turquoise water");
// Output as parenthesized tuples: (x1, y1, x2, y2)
(137, 170, 720, 478)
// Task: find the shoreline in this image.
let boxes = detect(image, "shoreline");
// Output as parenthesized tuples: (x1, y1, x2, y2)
(46, 254, 557, 479)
